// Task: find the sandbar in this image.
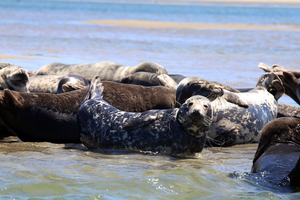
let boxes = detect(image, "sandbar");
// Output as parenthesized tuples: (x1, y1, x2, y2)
(84, 20, 300, 31)
(0, 53, 31, 60)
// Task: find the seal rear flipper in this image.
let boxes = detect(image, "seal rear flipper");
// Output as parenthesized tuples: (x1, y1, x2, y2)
(62, 82, 87, 93)
(157, 74, 178, 89)
(281, 156, 300, 187)
(122, 113, 158, 131)
(223, 91, 249, 108)
(258, 62, 273, 73)
(82, 76, 103, 103)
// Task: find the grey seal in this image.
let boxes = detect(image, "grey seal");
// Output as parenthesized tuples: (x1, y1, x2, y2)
(29, 74, 89, 94)
(121, 72, 178, 89)
(206, 73, 284, 146)
(0, 65, 29, 92)
(35, 61, 168, 82)
(77, 76, 213, 156)
(251, 117, 300, 190)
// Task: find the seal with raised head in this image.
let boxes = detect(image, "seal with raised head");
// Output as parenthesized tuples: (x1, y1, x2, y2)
(0, 65, 29, 92)
(259, 62, 300, 105)
(206, 73, 284, 146)
(35, 61, 168, 82)
(0, 82, 176, 143)
(121, 72, 178, 89)
(28, 74, 89, 94)
(78, 76, 213, 156)
(251, 117, 300, 190)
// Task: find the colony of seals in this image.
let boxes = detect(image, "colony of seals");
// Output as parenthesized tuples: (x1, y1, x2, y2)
(121, 72, 178, 89)
(206, 73, 284, 146)
(77, 76, 213, 155)
(0, 81, 176, 142)
(251, 117, 300, 190)
(29, 74, 89, 94)
(35, 61, 168, 82)
(0, 65, 29, 92)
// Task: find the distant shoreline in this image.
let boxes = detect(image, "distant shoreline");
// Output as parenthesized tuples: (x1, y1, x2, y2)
(58, 0, 300, 5)
(84, 20, 300, 31)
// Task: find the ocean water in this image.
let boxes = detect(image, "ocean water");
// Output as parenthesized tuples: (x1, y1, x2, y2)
(0, 0, 300, 199)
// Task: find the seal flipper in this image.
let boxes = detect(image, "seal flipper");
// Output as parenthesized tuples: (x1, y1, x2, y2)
(62, 82, 87, 93)
(122, 112, 158, 131)
(207, 126, 240, 147)
(157, 74, 178, 89)
(281, 156, 300, 187)
(1, 89, 23, 110)
(258, 62, 273, 73)
(82, 76, 103, 103)
(223, 91, 249, 108)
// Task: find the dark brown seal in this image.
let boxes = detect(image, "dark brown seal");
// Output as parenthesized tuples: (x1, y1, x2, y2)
(251, 117, 300, 190)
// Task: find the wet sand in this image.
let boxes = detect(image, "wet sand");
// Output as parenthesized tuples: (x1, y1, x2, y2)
(84, 20, 300, 31)
(0, 53, 31, 60)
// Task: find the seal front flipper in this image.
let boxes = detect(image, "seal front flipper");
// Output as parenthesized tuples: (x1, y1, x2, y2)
(122, 112, 158, 131)
(223, 91, 249, 108)
(207, 126, 240, 147)
(258, 62, 273, 73)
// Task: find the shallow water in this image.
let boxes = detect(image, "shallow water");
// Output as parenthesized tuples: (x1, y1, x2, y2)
(0, 0, 300, 199)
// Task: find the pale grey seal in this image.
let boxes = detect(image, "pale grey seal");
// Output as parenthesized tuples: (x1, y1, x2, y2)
(35, 61, 168, 82)
(0, 65, 29, 92)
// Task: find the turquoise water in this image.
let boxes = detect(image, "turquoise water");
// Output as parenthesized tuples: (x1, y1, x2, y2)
(0, 0, 300, 199)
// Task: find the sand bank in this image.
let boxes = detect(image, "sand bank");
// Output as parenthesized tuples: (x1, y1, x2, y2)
(84, 20, 300, 31)
(0, 53, 31, 60)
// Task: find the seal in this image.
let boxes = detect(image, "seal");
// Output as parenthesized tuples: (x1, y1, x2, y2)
(0, 82, 176, 142)
(259, 62, 300, 105)
(251, 117, 300, 190)
(35, 61, 168, 82)
(277, 102, 300, 118)
(176, 77, 249, 108)
(206, 73, 284, 146)
(77, 76, 213, 156)
(0, 65, 29, 92)
(121, 72, 178, 89)
(0, 62, 13, 69)
(28, 74, 89, 94)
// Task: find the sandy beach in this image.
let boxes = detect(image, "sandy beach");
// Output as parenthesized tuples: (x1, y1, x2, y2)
(84, 20, 300, 31)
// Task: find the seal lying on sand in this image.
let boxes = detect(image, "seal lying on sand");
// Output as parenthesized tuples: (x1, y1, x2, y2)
(29, 74, 89, 94)
(78, 76, 213, 155)
(0, 65, 29, 92)
(121, 72, 178, 89)
(206, 73, 284, 146)
(251, 117, 300, 190)
(259, 63, 300, 105)
(35, 61, 168, 82)
(0, 82, 176, 143)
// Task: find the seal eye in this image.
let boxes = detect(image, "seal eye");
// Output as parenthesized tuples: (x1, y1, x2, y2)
(204, 104, 208, 109)
(188, 102, 193, 107)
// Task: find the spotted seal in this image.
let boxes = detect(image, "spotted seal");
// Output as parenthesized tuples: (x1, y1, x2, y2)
(121, 72, 178, 89)
(206, 73, 284, 146)
(259, 62, 300, 105)
(77, 76, 213, 156)
(251, 117, 300, 190)
(0, 65, 29, 92)
(35, 61, 168, 82)
(0, 81, 176, 143)
(29, 74, 89, 94)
